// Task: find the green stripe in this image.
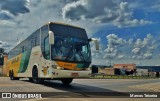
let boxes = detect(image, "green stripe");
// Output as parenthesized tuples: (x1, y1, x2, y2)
(76, 63, 91, 68)
(18, 52, 27, 73)
(18, 50, 31, 73)
(76, 63, 84, 68)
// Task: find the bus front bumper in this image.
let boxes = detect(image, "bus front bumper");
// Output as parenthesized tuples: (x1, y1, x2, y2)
(50, 70, 91, 79)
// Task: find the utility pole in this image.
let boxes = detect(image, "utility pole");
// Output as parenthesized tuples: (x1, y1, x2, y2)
(109, 57, 112, 75)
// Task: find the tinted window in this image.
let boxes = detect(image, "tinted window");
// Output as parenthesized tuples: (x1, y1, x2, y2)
(51, 35, 91, 62)
(44, 36, 50, 59)
(41, 25, 49, 59)
(8, 29, 40, 59)
(49, 24, 88, 40)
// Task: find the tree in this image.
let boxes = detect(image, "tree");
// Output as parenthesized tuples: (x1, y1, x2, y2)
(0, 48, 4, 66)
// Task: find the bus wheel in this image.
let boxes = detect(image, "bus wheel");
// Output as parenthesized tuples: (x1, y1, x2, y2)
(9, 70, 14, 80)
(9, 70, 12, 80)
(32, 67, 43, 84)
(29, 78, 32, 82)
(10, 70, 19, 80)
(61, 78, 73, 85)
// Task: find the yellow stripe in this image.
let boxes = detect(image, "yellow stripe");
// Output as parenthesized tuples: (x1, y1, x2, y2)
(56, 61, 81, 70)
(7, 54, 22, 77)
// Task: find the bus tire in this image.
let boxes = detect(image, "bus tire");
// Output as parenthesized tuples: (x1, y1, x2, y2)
(10, 70, 19, 80)
(14, 77, 20, 80)
(29, 78, 32, 82)
(9, 70, 12, 79)
(10, 70, 15, 80)
(61, 78, 73, 85)
(32, 67, 43, 84)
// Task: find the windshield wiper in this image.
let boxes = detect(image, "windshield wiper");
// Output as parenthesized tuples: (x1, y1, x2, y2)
(78, 51, 85, 62)
(65, 46, 73, 61)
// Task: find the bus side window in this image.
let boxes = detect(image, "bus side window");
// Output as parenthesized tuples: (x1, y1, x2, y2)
(41, 25, 49, 59)
(31, 41, 34, 48)
(44, 36, 50, 59)
(22, 46, 25, 53)
(35, 37, 37, 46)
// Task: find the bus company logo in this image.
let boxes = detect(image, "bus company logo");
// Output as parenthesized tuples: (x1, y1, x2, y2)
(2, 93, 11, 98)
(64, 63, 72, 67)
(42, 66, 49, 75)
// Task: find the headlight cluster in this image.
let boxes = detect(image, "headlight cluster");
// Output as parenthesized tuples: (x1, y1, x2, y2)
(85, 68, 91, 70)
(57, 66, 64, 70)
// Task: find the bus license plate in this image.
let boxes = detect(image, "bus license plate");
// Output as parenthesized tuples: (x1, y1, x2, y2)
(71, 73, 79, 77)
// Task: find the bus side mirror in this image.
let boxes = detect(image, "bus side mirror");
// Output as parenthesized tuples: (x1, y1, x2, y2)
(49, 31, 54, 45)
(88, 38, 99, 50)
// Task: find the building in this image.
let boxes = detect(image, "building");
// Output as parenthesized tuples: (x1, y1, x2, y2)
(99, 68, 115, 75)
(136, 69, 148, 76)
(113, 64, 136, 71)
(92, 65, 111, 74)
(136, 66, 160, 77)
(2, 54, 8, 76)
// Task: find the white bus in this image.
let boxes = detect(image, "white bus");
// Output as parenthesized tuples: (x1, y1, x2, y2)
(7, 22, 99, 84)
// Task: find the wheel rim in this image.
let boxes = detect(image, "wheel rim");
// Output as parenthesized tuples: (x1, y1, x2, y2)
(33, 69, 38, 82)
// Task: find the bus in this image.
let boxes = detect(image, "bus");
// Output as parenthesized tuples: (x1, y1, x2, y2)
(7, 22, 99, 84)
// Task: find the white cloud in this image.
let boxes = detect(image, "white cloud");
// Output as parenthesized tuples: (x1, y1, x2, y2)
(132, 48, 140, 55)
(0, 40, 11, 51)
(129, 0, 160, 12)
(117, 54, 125, 59)
(0, 0, 30, 19)
(1, 0, 98, 53)
(91, 33, 158, 66)
(102, 34, 126, 61)
(113, 2, 152, 28)
(128, 39, 133, 45)
(143, 52, 152, 59)
(91, 34, 126, 63)
(0, 20, 16, 26)
(62, 0, 152, 27)
(131, 34, 157, 60)
(0, 0, 67, 52)
(107, 34, 126, 46)
(0, 0, 157, 62)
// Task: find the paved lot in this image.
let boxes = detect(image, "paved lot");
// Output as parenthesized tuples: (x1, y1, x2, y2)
(0, 77, 159, 101)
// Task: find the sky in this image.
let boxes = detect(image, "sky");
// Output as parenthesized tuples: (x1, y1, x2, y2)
(0, 0, 160, 66)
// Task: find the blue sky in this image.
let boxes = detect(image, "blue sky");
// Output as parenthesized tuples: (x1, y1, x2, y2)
(0, 0, 160, 66)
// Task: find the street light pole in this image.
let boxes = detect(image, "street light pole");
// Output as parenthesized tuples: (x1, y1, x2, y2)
(109, 57, 112, 75)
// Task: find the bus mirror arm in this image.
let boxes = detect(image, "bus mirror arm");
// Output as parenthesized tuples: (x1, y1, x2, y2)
(49, 31, 54, 45)
(88, 38, 99, 50)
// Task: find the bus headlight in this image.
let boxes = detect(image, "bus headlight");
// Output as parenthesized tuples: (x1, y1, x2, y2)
(57, 66, 64, 70)
(85, 68, 91, 71)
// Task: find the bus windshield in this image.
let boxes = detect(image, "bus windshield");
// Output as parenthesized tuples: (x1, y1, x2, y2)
(51, 36, 91, 62)
(49, 23, 88, 40)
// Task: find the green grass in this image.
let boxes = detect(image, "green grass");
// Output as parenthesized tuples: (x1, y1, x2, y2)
(90, 75, 158, 79)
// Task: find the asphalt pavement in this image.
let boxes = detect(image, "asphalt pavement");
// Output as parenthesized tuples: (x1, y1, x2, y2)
(0, 77, 159, 101)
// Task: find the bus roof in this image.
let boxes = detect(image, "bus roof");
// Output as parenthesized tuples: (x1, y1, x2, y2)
(46, 22, 84, 30)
